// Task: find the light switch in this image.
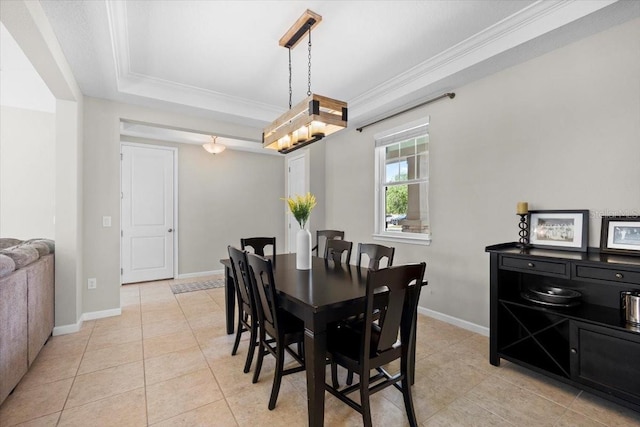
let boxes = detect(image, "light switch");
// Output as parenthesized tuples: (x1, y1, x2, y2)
(102, 216, 112, 227)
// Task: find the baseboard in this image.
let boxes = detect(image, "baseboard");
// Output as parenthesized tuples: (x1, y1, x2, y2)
(176, 269, 224, 279)
(418, 307, 489, 337)
(53, 308, 122, 336)
(82, 308, 122, 321)
(53, 318, 83, 336)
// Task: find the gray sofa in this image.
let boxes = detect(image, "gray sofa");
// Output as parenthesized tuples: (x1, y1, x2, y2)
(0, 238, 55, 405)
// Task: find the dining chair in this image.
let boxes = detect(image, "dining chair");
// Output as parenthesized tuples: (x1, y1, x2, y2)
(357, 243, 395, 270)
(241, 237, 276, 257)
(227, 246, 259, 374)
(338, 242, 396, 386)
(313, 230, 344, 257)
(326, 263, 426, 427)
(241, 237, 276, 268)
(245, 252, 306, 410)
(324, 239, 353, 265)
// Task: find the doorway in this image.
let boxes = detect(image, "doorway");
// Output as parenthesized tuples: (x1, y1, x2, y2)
(120, 143, 177, 283)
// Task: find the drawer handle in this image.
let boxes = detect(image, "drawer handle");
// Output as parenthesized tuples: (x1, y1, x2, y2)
(527, 262, 535, 268)
(615, 273, 623, 279)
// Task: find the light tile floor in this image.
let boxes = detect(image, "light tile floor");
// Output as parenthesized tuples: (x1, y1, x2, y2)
(2, 275, 640, 426)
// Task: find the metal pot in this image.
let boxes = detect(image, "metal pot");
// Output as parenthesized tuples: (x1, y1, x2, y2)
(621, 291, 640, 326)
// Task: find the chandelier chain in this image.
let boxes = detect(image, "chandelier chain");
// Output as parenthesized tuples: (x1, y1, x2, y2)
(288, 48, 292, 109)
(307, 26, 312, 96)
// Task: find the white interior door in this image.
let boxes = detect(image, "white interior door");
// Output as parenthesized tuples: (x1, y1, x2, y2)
(121, 144, 175, 283)
(287, 155, 306, 252)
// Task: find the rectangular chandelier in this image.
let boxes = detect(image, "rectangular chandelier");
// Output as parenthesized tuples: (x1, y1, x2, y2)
(263, 94, 347, 153)
(263, 10, 348, 154)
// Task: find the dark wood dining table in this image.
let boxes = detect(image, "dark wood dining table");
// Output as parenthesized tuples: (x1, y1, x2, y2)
(220, 253, 421, 427)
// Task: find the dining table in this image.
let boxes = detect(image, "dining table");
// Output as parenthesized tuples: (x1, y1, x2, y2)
(220, 253, 422, 427)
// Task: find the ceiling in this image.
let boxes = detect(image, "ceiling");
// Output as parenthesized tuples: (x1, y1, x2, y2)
(20, 1, 640, 146)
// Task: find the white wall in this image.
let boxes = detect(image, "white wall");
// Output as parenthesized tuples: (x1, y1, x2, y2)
(1, 0, 85, 330)
(82, 97, 284, 314)
(0, 106, 55, 238)
(323, 17, 640, 328)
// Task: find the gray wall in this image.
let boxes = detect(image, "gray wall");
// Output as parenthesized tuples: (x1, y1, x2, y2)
(322, 17, 640, 328)
(0, 106, 55, 239)
(122, 136, 285, 274)
(83, 97, 282, 315)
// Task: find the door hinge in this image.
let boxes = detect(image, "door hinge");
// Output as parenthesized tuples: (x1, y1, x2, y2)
(121, 230, 123, 237)
(121, 192, 123, 199)
(120, 268, 123, 275)
(120, 153, 123, 160)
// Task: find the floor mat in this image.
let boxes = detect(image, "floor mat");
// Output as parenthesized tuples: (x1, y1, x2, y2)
(170, 278, 225, 294)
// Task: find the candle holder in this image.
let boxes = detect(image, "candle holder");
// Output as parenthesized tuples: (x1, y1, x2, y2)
(516, 214, 531, 249)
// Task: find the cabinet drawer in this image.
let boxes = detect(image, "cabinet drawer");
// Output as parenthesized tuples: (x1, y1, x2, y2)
(500, 256, 568, 278)
(574, 265, 640, 286)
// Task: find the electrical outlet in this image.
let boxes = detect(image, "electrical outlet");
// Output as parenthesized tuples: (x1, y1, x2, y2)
(88, 278, 97, 289)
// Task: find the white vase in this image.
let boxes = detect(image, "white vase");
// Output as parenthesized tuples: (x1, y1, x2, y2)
(296, 227, 312, 270)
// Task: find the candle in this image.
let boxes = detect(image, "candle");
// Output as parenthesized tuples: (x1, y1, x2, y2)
(516, 202, 528, 215)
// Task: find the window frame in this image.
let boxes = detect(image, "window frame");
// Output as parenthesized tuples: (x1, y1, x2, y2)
(373, 118, 431, 246)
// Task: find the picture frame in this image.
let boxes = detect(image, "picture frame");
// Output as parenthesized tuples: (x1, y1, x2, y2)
(528, 210, 589, 252)
(600, 216, 640, 256)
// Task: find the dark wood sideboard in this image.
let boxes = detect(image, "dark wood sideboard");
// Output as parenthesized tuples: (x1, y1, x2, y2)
(486, 243, 640, 413)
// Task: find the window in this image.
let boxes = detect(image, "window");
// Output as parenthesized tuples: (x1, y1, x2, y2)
(374, 118, 430, 244)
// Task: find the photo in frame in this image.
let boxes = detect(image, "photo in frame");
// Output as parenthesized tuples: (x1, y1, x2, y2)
(528, 210, 589, 252)
(600, 216, 640, 256)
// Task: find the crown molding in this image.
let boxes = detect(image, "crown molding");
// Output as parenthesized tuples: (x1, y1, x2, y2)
(105, 0, 283, 123)
(348, 0, 617, 118)
(105, 0, 617, 125)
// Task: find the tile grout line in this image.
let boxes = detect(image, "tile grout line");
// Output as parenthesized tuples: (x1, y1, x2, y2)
(179, 284, 242, 426)
(136, 286, 151, 427)
(54, 316, 96, 427)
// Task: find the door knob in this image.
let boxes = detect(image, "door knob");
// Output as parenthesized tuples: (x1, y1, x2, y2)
(570, 348, 577, 354)
(168, 228, 173, 233)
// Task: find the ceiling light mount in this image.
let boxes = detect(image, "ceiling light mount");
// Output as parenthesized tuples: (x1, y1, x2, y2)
(264, 10, 347, 154)
(202, 135, 226, 154)
(279, 10, 322, 49)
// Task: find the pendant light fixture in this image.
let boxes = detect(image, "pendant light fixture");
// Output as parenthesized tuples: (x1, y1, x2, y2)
(202, 136, 226, 154)
(263, 10, 347, 154)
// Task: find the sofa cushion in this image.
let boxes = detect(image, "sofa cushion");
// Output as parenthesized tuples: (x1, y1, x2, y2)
(0, 246, 39, 269)
(0, 254, 16, 278)
(20, 241, 50, 257)
(24, 239, 55, 253)
(0, 238, 23, 250)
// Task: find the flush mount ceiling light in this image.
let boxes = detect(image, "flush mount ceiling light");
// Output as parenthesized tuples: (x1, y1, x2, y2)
(263, 10, 348, 154)
(202, 136, 226, 154)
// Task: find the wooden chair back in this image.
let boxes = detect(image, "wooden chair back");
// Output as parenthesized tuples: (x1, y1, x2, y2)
(314, 230, 344, 257)
(324, 239, 353, 265)
(357, 243, 395, 270)
(245, 252, 278, 336)
(241, 237, 276, 257)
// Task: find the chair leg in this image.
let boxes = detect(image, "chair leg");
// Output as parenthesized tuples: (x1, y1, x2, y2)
(252, 337, 265, 384)
(331, 361, 339, 389)
(346, 369, 354, 385)
(231, 314, 243, 356)
(401, 375, 418, 427)
(360, 371, 373, 427)
(268, 341, 285, 410)
(243, 321, 258, 373)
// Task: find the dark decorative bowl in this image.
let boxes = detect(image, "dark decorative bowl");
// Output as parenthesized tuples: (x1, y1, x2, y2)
(527, 286, 582, 304)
